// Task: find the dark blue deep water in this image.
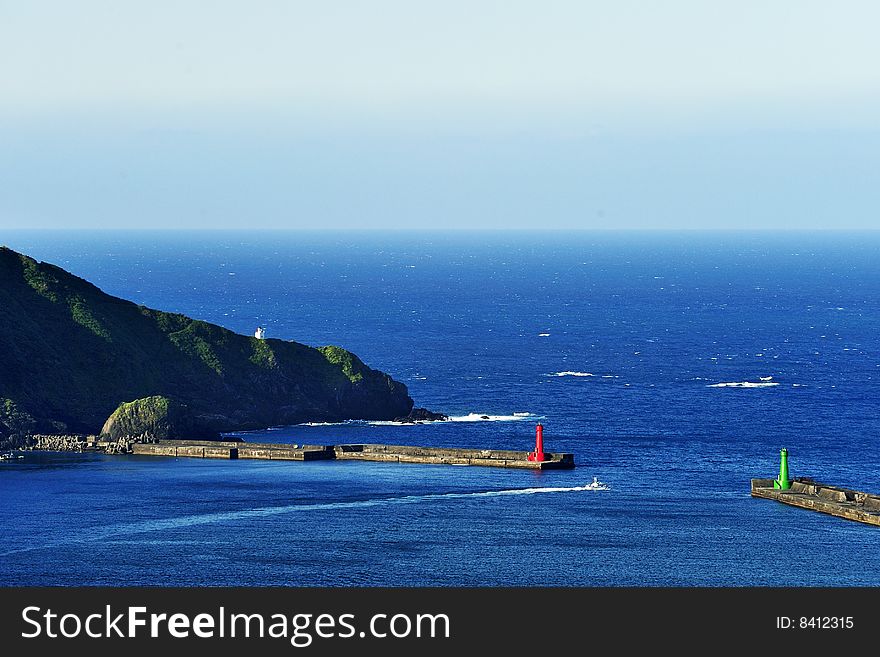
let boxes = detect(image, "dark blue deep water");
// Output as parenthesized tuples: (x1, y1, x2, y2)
(1, 231, 879, 586)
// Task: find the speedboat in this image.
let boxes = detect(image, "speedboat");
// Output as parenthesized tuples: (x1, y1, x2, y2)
(584, 476, 610, 491)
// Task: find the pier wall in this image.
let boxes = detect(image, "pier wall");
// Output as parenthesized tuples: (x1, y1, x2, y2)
(131, 440, 575, 470)
(334, 444, 574, 469)
(751, 478, 880, 526)
(132, 441, 336, 462)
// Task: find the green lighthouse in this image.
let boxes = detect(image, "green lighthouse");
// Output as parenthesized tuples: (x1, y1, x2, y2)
(773, 448, 791, 490)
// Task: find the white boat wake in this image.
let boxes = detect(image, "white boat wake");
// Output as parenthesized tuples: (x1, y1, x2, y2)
(0, 484, 608, 557)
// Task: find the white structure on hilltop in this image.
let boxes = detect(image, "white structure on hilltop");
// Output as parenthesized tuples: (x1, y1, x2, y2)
(254, 326, 266, 340)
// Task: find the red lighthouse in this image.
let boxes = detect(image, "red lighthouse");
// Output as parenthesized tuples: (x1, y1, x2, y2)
(528, 424, 547, 462)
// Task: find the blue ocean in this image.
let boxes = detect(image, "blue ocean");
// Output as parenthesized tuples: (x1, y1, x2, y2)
(1, 230, 878, 586)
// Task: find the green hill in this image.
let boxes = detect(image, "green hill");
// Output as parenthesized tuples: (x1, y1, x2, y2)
(0, 246, 413, 441)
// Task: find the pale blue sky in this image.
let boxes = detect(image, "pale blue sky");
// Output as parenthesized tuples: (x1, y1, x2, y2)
(1, 1, 879, 229)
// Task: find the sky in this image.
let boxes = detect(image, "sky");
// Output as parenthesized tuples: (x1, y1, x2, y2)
(1, 0, 879, 230)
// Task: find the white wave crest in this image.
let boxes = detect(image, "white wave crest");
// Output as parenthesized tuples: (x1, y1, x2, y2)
(708, 381, 781, 388)
(446, 413, 536, 423)
(281, 412, 540, 429)
(363, 421, 416, 426)
(367, 413, 537, 425)
(547, 371, 594, 377)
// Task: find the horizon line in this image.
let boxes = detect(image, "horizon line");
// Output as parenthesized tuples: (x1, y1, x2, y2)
(3, 227, 880, 233)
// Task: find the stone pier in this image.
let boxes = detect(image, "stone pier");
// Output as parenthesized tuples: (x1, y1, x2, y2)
(751, 477, 880, 526)
(131, 440, 575, 470)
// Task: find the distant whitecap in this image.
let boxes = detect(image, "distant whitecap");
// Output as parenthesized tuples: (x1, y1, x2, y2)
(446, 413, 537, 423)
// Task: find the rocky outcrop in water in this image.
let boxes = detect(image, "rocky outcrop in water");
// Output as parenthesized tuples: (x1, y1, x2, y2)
(393, 407, 449, 423)
(101, 395, 221, 441)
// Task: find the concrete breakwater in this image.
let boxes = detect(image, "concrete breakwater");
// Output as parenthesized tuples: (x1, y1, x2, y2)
(751, 478, 880, 526)
(132, 440, 576, 470)
(19, 434, 131, 454)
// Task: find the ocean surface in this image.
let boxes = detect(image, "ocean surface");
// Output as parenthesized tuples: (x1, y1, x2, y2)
(1, 230, 879, 586)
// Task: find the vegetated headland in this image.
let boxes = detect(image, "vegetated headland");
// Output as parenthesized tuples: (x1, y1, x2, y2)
(0, 246, 442, 452)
